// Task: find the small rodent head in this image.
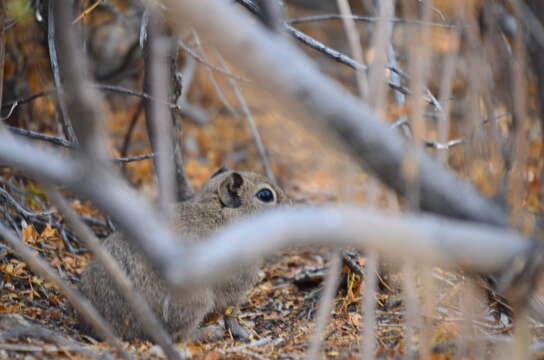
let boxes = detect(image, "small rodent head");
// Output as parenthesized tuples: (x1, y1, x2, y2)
(199, 166, 288, 213)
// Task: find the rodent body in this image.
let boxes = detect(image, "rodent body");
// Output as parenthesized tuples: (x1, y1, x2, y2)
(78, 168, 287, 340)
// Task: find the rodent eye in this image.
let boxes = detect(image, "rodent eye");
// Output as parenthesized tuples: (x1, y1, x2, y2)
(256, 188, 274, 203)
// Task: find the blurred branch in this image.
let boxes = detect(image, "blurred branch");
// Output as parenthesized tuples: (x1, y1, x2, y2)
(165, 0, 507, 227)
(143, 14, 192, 207)
(0, 1, 5, 111)
(361, 252, 378, 360)
(169, 206, 531, 289)
(254, 0, 284, 32)
(306, 253, 341, 359)
(336, 0, 368, 97)
(0, 132, 532, 292)
(0, 134, 182, 278)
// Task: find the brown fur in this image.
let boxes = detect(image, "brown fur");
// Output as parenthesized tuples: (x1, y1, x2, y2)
(78, 169, 287, 341)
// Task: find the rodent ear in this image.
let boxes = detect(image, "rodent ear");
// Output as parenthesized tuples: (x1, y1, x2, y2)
(210, 166, 230, 179)
(218, 172, 244, 208)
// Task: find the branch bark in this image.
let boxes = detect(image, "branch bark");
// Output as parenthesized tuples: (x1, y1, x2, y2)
(143, 15, 193, 205)
(167, 206, 531, 290)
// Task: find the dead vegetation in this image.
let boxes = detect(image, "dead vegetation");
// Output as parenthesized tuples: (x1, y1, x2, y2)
(1, 0, 544, 359)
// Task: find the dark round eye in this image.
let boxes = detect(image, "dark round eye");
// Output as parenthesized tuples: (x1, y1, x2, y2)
(256, 188, 274, 203)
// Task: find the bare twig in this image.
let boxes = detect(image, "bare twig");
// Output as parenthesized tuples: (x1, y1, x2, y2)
(436, 37, 459, 164)
(367, 0, 395, 110)
(0, 324, 113, 360)
(113, 153, 155, 163)
(7, 125, 153, 162)
(286, 14, 456, 28)
(47, 0, 77, 144)
(7, 126, 72, 147)
(214, 51, 276, 182)
(362, 252, 378, 360)
(402, 261, 420, 360)
(236, 0, 443, 112)
(143, 15, 189, 209)
(176, 52, 211, 125)
(336, 0, 368, 97)
(0, 127, 533, 291)
(0, 85, 172, 108)
(53, 0, 107, 158)
(120, 99, 145, 158)
(177, 40, 249, 82)
(0, 187, 55, 217)
(189, 34, 239, 117)
(306, 253, 341, 359)
(0, 222, 130, 359)
(0, 343, 111, 360)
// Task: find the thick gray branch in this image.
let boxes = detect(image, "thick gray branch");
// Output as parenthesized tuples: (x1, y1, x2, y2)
(52, 0, 106, 157)
(0, 134, 182, 276)
(163, 0, 509, 227)
(0, 133, 532, 295)
(167, 206, 531, 289)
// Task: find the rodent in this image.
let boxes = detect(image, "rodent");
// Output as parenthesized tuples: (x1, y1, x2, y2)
(78, 167, 288, 341)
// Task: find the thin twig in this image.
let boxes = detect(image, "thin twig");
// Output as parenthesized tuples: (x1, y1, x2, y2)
(367, 0, 395, 110)
(0, 343, 111, 359)
(176, 50, 211, 124)
(336, 0, 368, 97)
(7, 126, 72, 147)
(47, 0, 77, 143)
(306, 253, 341, 359)
(113, 153, 155, 163)
(178, 40, 249, 82)
(214, 50, 276, 182)
(236, 0, 444, 112)
(7, 125, 154, 162)
(0, 187, 56, 217)
(120, 99, 145, 158)
(286, 14, 456, 28)
(362, 252, 378, 360)
(190, 33, 239, 117)
(143, 15, 184, 211)
(0, 324, 113, 360)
